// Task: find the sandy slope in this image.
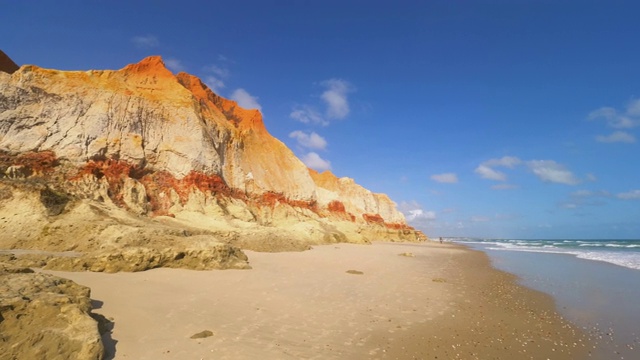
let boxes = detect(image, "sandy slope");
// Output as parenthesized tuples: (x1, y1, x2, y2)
(47, 242, 590, 360)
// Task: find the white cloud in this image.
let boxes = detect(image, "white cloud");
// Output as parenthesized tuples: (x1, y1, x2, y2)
(571, 190, 595, 197)
(596, 131, 636, 143)
(626, 98, 640, 116)
(588, 106, 617, 122)
(430, 173, 458, 183)
(406, 209, 437, 222)
(471, 216, 490, 222)
(588, 99, 640, 129)
(586, 173, 597, 182)
(204, 76, 225, 92)
(230, 88, 261, 111)
(475, 164, 507, 181)
(561, 189, 611, 209)
(204, 64, 230, 78)
(164, 58, 186, 73)
(491, 184, 518, 190)
(617, 190, 640, 200)
(131, 35, 159, 48)
(301, 152, 331, 171)
(202, 63, 230, 93)
(483, 156, 522, 168)
(398, 201, 436, 222)
(475, 156, 522, 181)
(291, 79, 354, 125)
(289, 130, 327, 150)
(290, 105, 327, 126)
(527, 160, 580, 185)
(321, 79, 352, 120)
(571, 190, 610, 199)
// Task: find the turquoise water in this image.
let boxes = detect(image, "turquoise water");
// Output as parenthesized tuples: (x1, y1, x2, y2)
(453, 238, 640, 359)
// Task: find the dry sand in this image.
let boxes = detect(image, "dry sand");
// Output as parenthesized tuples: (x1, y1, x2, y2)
(46, 242, 591, 360)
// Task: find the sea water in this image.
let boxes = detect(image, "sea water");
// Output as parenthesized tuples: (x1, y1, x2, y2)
(455, 238, 640, 270)
(453, 238, 640, 360)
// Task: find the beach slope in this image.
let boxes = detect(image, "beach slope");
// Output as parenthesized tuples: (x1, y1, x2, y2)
(47, 242, 590, 360)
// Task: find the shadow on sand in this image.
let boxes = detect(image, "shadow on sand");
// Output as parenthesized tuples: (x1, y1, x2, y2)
(90, 299, 117, 360)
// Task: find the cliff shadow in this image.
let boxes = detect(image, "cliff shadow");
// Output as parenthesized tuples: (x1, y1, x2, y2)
(90, 300, 117, 360)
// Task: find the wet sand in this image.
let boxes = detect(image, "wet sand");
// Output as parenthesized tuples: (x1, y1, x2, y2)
(474, 247, 640, 359)
(47, 242, 590, 359)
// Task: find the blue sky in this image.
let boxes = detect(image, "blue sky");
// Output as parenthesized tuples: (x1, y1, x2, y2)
(2, 1, 639, 239)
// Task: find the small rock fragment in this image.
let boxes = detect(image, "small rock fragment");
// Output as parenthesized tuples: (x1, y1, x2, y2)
(190, 330, 214, 339)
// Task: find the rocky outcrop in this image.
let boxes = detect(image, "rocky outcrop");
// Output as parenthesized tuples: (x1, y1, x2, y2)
(43, 244, 250, 273)
(0, 264, 104, 359)
(0, 51, 425, 259)
(0, 50, 19, 74)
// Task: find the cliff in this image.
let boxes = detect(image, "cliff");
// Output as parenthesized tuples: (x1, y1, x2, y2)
(0, 52, 425, 261)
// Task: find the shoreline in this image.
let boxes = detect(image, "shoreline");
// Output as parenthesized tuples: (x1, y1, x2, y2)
(372, 242, 591, 359)
(45, 241, 590, 359)
(467, 243, 640, 359)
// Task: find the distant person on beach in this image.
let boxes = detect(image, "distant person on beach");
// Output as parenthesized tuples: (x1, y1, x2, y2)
(439, 237, 443, 244)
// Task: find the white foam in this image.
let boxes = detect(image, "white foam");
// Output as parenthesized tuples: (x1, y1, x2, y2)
(576, 252, 640, 270)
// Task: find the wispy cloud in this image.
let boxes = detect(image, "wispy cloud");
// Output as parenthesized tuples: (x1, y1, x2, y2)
(475, 156, 522, 181)
(588, 106, 636, 129)
(164, 58, 186, 73)
(471, 215, 490, 222)
(484, 156, 522, 168)
(204, 64, 230, 78)
(131, 35, 159, 49)
(430, 173, 458, 183)
(290, 105, 327, 126)
(204, 76, 225, 92)
(289, 130, 327, 150)
(291, 79, 354, 125)
(589, 98, 640, 143)
(475, 164, 508, 181)
(595, 131, 636, 143)
(476, 156, 579, 186)
(491, 183, 518, 190)
(230, 89, 261, 111)
(321, 79, 353, 120)
(627, 98, 640, 116)
(202, 62, 230, 93)
(301, 152, 331, 171)
(560, 189, 611, 208)
(617, 189, 640, 200)
(527, 160, 580, 185)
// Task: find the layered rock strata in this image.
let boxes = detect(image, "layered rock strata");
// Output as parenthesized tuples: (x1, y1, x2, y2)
(0, 52, 425, 263)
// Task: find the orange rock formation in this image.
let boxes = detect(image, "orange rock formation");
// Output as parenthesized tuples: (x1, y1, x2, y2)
(0, 51, 425, 248)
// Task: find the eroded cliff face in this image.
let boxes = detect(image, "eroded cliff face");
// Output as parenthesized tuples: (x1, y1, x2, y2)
(0, 53, 425, 257)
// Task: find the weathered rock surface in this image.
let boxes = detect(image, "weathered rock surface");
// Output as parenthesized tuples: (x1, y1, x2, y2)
(44, 243, 250, 273)
(0, 264, 104, 359)
(0, 50, 425, 263)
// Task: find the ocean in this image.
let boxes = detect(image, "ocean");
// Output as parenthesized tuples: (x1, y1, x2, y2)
(453, 238, 640, 359)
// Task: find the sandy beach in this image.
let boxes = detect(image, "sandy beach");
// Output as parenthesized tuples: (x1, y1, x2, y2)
(47, 242, 591, 359)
